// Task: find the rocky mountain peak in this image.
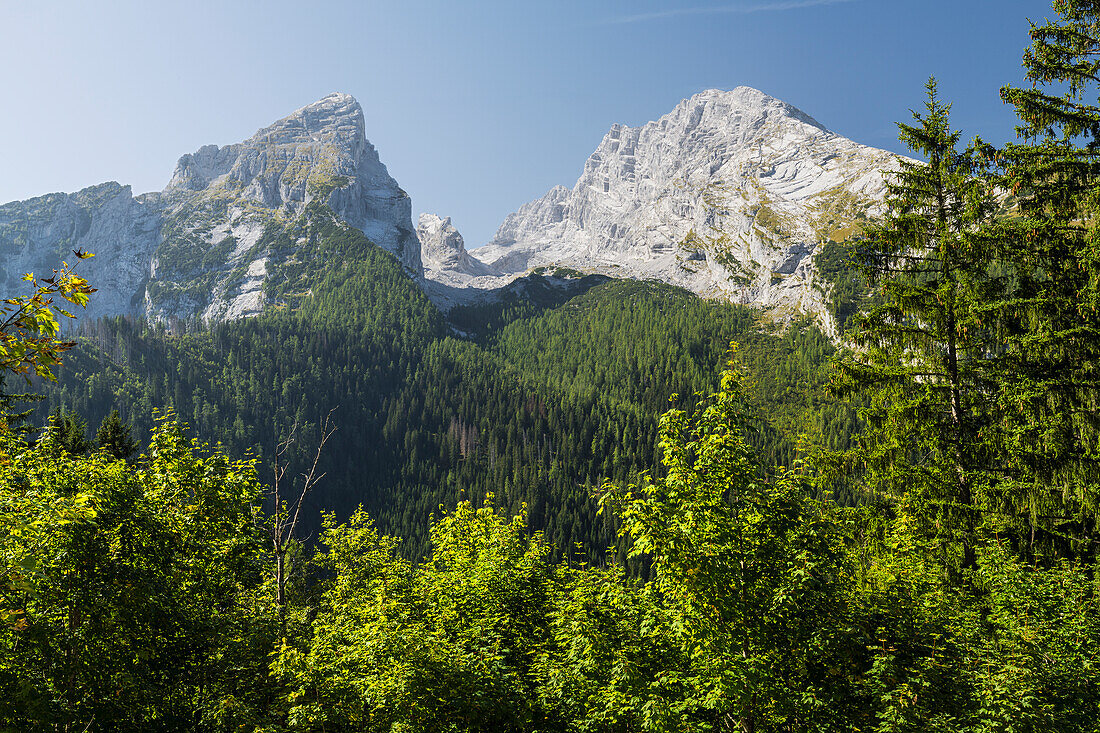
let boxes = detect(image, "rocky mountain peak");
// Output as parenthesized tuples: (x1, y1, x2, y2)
(166, 92, 370, 200)
(570, 87, 833, 196)
(418, 214, 463, 263)
(455, 87, 900, 331)
(686, 86, 828, 131)
(250, 92, 365, 148)
(161, 92, 420, 288)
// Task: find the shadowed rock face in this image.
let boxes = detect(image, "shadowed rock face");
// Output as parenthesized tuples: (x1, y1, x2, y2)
(0, 182, 161, 323)
(428, 87, 900, 331)
(1, 93, 420, 324)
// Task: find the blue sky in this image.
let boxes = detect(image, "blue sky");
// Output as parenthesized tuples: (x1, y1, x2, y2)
(1, 0, 1055, 248)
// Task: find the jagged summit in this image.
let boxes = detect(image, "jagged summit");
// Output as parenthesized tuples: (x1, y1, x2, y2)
(683, 86, 829, 132)
(418, 214, 500, 277)
(167, 93, 368, 193)
(154, 92, 420, 320)
(416, 214, 511, 309)
(257, 92, 365, 144)
(419, 214, 482, 274)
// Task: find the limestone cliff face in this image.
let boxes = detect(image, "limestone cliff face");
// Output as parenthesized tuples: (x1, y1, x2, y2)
(416, 213, 511, 309)
(0, 93, 420, 324)
(448, 87, 900, 330)
(418, 214, 485, 275)
(165, 93, 419, 267)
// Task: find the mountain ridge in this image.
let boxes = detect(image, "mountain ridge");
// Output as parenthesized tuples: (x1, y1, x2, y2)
(1, 88, 896, 331)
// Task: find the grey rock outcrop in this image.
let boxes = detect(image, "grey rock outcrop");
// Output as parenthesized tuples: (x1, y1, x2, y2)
(418, 214, 498, 277)
(416, 213, 511, 309)
(0, 182, 160, 322)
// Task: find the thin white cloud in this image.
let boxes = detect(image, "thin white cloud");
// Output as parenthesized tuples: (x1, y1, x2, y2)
(606, 0, 860, 25)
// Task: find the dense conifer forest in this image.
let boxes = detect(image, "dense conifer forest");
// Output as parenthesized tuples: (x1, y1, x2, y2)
(4, 2, 1100, 730)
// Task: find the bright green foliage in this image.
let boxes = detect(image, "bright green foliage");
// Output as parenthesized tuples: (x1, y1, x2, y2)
(853, 497, 1100, 732)
(0, 441, 97, 629)
(285, 500, 684, 733)
(0, 254, 95, 381)
(279, 510, 409, 730)
(603, 353, 858, 731)
(0, 255, 99, 634)
(3, 339, 1098, 730)
(283, 500, 557, 731)
(536, 565, 678, 732)
(4, 6, 1100, 729)
(413, 500, 555, 728)
(962, 544, 1100, 731)
(0, 416, 275, 731)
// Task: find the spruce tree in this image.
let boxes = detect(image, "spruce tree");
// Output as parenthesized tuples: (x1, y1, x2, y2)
(995, 0, 1100, 556)
(96, 409, 139, 461)
(835, 78, 1002, 571)
(48, 408, 91, 456)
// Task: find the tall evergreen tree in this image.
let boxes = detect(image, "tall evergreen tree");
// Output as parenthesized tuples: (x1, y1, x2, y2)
(996, 0, 1100, 556)
(835, 79, 1002, 571)
(49, 408, 92, 456)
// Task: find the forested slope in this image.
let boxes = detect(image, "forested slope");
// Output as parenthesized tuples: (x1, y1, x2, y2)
(40, 203, 847, 556)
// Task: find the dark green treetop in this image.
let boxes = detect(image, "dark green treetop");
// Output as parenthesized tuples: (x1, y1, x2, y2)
(96, 409, 139, 461)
